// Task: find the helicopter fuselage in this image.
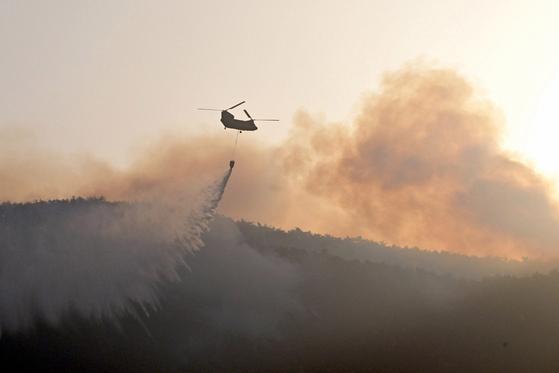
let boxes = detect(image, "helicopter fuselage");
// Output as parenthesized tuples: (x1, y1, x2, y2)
(220, 110, 258, 131)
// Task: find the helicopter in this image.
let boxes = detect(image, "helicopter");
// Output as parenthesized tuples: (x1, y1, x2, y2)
(197, 101, 279, 132)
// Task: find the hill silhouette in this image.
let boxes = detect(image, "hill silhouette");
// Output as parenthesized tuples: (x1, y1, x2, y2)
(1, 199, 559, 371)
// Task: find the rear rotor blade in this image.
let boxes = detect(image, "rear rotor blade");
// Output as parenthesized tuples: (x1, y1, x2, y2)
(243, 109, 253, 120)
(226, 101, 246, 110)
(197, 108, 222, 111)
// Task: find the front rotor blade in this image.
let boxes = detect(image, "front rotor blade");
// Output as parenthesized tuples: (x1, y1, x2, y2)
(253, 119, 279, 121)
(226, 101, 246, 110)
(243, 109, 253, 119)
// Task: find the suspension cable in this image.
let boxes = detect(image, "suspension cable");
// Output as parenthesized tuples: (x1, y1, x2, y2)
(231, 130, 240, 159)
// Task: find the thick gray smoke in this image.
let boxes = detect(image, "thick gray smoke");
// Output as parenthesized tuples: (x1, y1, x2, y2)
(0, 168, 232, 335)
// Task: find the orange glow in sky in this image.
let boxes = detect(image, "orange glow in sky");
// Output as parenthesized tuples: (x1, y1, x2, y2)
(1, 0, 559, 180)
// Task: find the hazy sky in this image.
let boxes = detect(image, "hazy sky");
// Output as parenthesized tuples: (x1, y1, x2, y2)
(2, 1, 559, 175)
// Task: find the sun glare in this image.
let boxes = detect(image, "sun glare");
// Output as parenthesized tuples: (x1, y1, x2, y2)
(528, 75, 559, 179)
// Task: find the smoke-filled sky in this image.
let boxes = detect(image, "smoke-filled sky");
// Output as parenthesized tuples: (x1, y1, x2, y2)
(3, 1, 559, 258)
(3, 0, 559, 175)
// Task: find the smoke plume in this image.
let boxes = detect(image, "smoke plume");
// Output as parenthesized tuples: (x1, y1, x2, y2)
(278, 64, 559, 258)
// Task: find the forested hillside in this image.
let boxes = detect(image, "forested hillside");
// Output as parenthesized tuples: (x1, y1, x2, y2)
(237, 220, 555, 279)
(2, 201, 559, 372)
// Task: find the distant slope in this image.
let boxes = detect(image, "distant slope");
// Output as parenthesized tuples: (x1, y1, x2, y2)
(236, 219, 557, 279)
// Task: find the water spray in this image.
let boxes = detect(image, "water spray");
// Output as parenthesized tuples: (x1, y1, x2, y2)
(0, 165, 235, 334)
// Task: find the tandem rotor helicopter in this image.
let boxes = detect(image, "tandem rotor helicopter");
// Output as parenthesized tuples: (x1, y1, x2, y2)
(197, 101, 279, 132)
(197, 101, 279, 169)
